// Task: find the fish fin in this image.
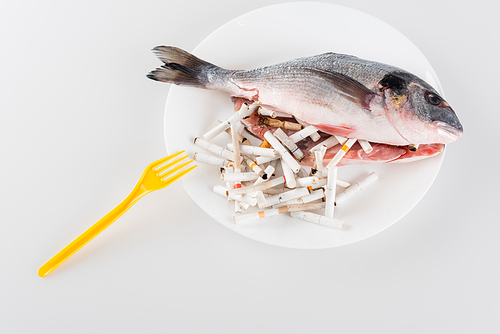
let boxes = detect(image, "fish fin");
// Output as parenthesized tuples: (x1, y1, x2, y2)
(313, 124, 354, 137)
(306, 68, 377, 110)
(147, 46, 218, 88)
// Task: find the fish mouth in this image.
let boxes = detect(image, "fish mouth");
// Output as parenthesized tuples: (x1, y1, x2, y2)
(433, 121, 463, 142)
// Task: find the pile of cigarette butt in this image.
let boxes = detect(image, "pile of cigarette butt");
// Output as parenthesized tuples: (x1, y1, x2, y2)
(193, 103, 378, 230)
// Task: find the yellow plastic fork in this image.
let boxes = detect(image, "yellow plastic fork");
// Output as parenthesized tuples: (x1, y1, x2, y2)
(38, 151, 196, 277)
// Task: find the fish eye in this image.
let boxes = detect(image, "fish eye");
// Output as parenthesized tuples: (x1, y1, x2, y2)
(425, 92, 441, 106)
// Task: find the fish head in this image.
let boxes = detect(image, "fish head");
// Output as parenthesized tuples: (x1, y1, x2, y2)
(379, 72, 463, 145)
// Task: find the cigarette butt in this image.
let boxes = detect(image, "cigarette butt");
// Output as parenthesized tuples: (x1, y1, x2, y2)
(309, 136, 340, 155)
(234, 202, 324, 224)
(194, 137, 243, 163)
(326, 138, 357, 167)
(333, 135, 348, 145)
(228, 175, 285, 196)
(408, 144, 419, 151)
(290, 211, 343, 229)
(264, 131, 301, 173)
(255, 155, 280, 165)
(203, 103, 253, 141)
(193, 152, 228, 168)
(213, 185, 258, 206)
(336, 179, 350, 188)
(263, 187, 310, 208)
(220, 172, 259, 182)
(242, 156, 266, 179)
(289, 125, 321, 143)
(273, 189, 325, 208)
(335, 172, 378, 206)
(227, 143, 278, 158)
(314, 145, 327, 172)
(359, 140, 373, 153)
(295, 176, 320, 188)
(273, 128, 305, 161)
(281, 158, 296, 188)
(324, 166, 337, 218)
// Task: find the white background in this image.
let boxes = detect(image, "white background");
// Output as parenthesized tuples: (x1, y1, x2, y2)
(1, 0, 498, 333)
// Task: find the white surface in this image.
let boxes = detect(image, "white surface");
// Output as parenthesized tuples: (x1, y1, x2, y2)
(164, 2, 446, 249)
(1, 0, 499, 333)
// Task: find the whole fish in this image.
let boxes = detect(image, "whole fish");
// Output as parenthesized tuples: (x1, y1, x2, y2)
(148, 46, 462, 147)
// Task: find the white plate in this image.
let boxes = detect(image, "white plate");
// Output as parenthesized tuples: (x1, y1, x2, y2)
(163, 2, 445, 249)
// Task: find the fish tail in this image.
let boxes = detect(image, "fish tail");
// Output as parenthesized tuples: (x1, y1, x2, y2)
(147, 46, 221, 88)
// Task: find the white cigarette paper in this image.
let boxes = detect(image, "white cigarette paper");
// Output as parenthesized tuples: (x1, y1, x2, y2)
(290, 211, 343, 229)
(194, 137, 242, 163)
(335, 172, 378, 206)
(327, 138, 357, 167)
(273, 128, 304, 161)
(203, 103, 254, 140)
(324, 166, 337, 218)
(263, 131, 301, 173)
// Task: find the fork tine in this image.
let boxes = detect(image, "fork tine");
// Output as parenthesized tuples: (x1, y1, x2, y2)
(155, 155, 189, 174)
(163, 164, 197, 186)
(160, 159, 194, 179)
(150, 151, 185, 169)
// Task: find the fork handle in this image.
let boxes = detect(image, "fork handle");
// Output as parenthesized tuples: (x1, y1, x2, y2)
(38, 186, 148, 277)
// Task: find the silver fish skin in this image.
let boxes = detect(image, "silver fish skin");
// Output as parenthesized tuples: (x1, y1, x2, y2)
(148, 46, 463, 146)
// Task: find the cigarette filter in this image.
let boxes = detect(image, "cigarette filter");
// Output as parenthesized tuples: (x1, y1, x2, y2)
(263, 131, 301, 173)
(324, 166, 337, 218)
(335, 172, 378, 206)
(273, 128, 305, 161)
(326, 138, 357, 167)
(290, 211, 343, 229)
